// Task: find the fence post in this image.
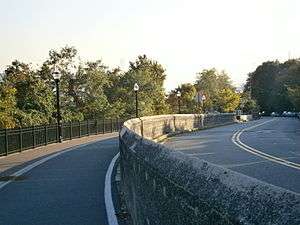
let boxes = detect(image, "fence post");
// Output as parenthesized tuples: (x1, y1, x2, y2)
(87, 120, 90, 136)
(56, 123, 59, 143)
(44, 125, 48, 146)
(70, 121, 72, 140)
(79, 121, 81, 138)
(19, 127, 23, 152)
(5, 129, 9, 156)
(103, 118, 105, 134)
(61, 122, 64, 141)
(95, 119, 98, 134)
(32, 126, 36, 148)
(110, 119, 113, 132)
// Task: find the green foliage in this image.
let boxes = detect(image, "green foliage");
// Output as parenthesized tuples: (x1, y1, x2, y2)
(79, 60, 110, 119)
(166, 90, 179, 113)
(215, 88, 240, 112)
(0, 84, 18, 128)
(287, 86, 300, 111)
(167, 69, 240, 113)
(195, 69, 236, 111)
(245, 59, 300, 113)
(239, 92, 259, 114)
(180, 83, 197, 113)
(3, 60, 55, 127)
(167, 84, 197, 114)
(0, 48, 170, 128)
(114, 55, 169, 118)
(41, 46, 84, 122)
(3, 45, 269, 129)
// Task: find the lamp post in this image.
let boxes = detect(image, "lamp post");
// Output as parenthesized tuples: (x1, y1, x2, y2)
(133, 83, 139, 118)
(201, 94, 206, 113)
(52, 66, 62, 143)
(177, 91, 181, 114)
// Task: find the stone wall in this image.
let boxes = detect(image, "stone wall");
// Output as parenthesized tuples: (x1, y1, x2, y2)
(119, 114, 300, 225)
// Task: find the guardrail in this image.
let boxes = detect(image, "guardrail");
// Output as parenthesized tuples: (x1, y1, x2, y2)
(119, 114, 300, 225)
(0, 118, 125, 157)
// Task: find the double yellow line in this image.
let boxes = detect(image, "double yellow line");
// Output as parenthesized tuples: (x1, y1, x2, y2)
(231, 119, 300, 170)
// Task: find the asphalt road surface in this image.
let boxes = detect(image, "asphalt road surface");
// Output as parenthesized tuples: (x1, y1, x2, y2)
(0, 136, 119, 225)
(165, 117, 300, 194)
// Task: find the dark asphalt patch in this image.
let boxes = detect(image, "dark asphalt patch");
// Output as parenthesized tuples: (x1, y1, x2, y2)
(0, 175, 27, 181)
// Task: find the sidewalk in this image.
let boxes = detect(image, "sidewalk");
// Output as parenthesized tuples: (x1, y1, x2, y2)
(0, 132, 118, 175)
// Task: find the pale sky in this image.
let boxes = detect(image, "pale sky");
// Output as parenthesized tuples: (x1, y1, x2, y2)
(1, 0, 300, 91)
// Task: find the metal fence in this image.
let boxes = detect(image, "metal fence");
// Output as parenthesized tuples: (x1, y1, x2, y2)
(0, 118, 125, 157)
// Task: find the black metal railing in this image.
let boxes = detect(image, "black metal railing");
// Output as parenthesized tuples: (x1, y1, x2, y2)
(0, 118, 125, 157)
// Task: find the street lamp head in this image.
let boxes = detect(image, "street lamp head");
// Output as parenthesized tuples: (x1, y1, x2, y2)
(52, 66, 62, 80)
(176, 91, 181, 97)
(133, 83, 139, 92)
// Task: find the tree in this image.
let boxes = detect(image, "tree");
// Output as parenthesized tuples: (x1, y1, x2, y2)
(117, 55, 169, 117)
(3, 61, 55, 126)
(166, 84, 197, 114)
(215, 88, 240, 112)
(287, 86, 300, 111)
(180, 83, 197, 113)
(0, 48, 172, 128)
(166, 90, 179, 113)
(244, 61, 281, 113)
(166, 69, 240, 114)
(195, 69, 235, 112)
(80, 60, 111, 119)
(245, 59, 300, 113)
(0, 45, 253, 129)
(0, 84, 18, 128)
(39, 46, 112, 121)
(40, 46, 84, 122)
(283, 59, 300, 111)
(239, 92, 259, 114)
(104, 68, 129, 118)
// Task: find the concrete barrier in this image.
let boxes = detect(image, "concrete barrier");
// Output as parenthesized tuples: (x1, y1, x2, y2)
(119, 114, 300, 225)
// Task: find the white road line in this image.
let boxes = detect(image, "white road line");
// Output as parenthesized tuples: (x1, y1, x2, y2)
(0, 140, 101, 190)
(231, 119, 300, 170)
(104, 153, 119, 225)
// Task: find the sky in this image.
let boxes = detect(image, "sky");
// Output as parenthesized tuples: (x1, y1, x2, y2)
(1, 0, 300, 91)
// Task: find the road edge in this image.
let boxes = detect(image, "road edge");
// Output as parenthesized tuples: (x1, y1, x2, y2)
(105, 153, 120, 225)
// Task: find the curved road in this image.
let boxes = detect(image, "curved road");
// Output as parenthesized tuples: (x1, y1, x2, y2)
(0, 136, 119, 225)
(165, 117, 300, 193)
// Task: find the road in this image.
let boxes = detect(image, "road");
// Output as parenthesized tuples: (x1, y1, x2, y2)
(0, 135, 119, 225)
(164, 117, 300, 193)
